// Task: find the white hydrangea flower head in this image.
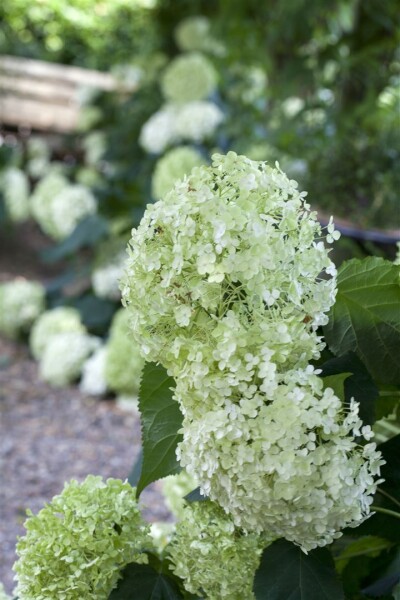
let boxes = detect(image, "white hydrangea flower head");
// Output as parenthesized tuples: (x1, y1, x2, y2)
(80, 345, 108, 396)
(105, 309, 144, 396)
(30, 170, 69, 237)
(1, 167, 30, 223)
(83, 131, 107, 166)
(48, 184, 97, 241)
(121, 152, 337, 375)
(31, 174, 96, 241)
(39, 332, 99, 387)
(26, 136, 51, 178)
(161, 53, 217, 103)
(0, 279, 45, 339)
(168, 501, 263, 600)
(174, 16, 225, 56)
(175, 101, 224, 143)
(92, 246, 126, 301)
(161, 469, 198, 520)
(152, 146, 206, 199)
(139, 105, 179, 154)
(14, 475, 152, 600)
(30, 306, 86, 360)
(177, 369, 384, 551)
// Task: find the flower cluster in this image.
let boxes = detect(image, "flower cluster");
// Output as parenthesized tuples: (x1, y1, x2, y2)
(30, 174, 96, 240)
(161, 53, 217, 103)
(152, 146, 206, 199)
(2, 167, 30, 223)
(122, 152, 383, 550)
(30, 307, 86, 360)
(39, 332, 99, 387)
(161, 469, 198, 520)
(14, 476, 152, 600)
(105, 309, 144, 396)
(80, 346, 108, 396)
(168, 501, 263, 600)
(139, 102, 224, 154)
(92, 247, 126, 301)
(0, 279, 45, 339)
(174, 16, 225, 56)
(26, 136, 51, 178)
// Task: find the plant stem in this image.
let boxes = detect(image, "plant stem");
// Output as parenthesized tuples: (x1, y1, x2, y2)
(371, 505, 400, 520)
(377, 487, 400, 510)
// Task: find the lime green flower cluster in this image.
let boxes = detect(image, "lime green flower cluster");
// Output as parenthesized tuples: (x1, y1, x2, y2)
(26, 136, 51, 178)
(30, 173, 96, 240)
(152, 146, 206, 199)
(30, 307, 86, 360)
(105, 309, 144, 396)
(14, 476, 152, 600)
(161, 53, 217, 103)
(122, 152, 384, 551)
(0, 279, 45, 339)
(91, 242, 127, 301)
(168, 501, 263, 600)
(1, 167, 30, 223)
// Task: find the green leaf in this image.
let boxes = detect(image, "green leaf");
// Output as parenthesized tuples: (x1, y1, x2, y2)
(184, 487, 208, 503)
(109, 560, 184, 600)
(253, 539, 344, 600)
(136, 363, 183, 496)
(323, 257, 400, 386)
(322, 373, 352, 402)
(335, 536, 393, 573)
(41, 214, 109, 262)
(71, 294, 116, 334)
(319, 352, 379, 425)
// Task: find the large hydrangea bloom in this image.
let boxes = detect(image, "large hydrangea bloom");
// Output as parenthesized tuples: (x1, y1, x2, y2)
(2, 167, 30, 223)
(161, 53, 217, 103)
(39, 332, 99, 387)
(0, 279, 45, 339)
(14, 476, 152, 600)
(122, 152, 384, 550)
(168, 501, 263, 600)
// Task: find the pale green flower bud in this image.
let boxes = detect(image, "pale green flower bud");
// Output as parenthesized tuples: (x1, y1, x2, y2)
(14, 475, 152, 600)
(0, 279, 45, 339)
(30, 307, 86, 360)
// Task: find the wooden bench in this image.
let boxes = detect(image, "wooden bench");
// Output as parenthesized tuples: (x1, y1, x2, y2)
(0, 55, 136, 133)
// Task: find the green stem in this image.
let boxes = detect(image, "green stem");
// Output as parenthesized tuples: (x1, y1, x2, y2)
(371, 505, 400, 520)
(377, 487, 400, 510)
(379, 390, 400, 397)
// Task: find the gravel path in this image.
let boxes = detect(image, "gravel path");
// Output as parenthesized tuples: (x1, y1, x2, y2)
(0, 336, 170, 595)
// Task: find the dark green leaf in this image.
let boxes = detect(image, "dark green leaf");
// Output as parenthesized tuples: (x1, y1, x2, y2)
(109, 561, 183, 600)
(335, 536, 393, 573)
(322, 373, 351, 403)
(127, 450, 143, 488)
(41, 214, 109, 262)
(136, 363, 182, 496)
(253, 539, 344, 600)
(184, 487, 208, 503)
(323, 258, 400, 386)
(72, 294, 116, 333)
(319, 352, 379, 425)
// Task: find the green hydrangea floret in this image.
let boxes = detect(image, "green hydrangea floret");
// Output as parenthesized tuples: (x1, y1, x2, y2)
(161, 53, 217, 103)
(14, 475, 152, 600)
(105, 309, 144, 395)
